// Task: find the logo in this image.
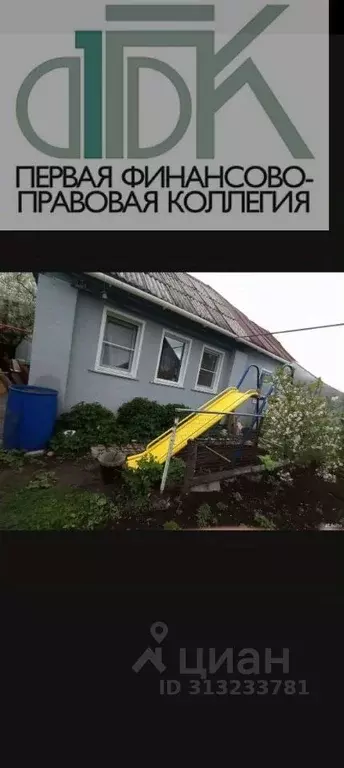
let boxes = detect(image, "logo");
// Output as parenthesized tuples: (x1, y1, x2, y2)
(16, 3, 313, 161)
(131, 622, 310, 697)
(132, 622, 168, 673)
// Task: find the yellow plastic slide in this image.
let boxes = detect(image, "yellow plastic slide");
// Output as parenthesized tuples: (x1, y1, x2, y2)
(126, 387, 257, 469)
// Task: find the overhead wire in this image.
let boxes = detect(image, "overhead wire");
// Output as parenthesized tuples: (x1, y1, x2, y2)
(236, 322, 344, 341)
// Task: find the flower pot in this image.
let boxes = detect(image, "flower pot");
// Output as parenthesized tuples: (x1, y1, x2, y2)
(99, 464, 117, 485)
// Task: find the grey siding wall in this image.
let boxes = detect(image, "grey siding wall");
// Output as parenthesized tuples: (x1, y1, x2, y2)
(29, 274, 288, 422)
(237, 349, 280, 390)
(29, 274, 78, 411)
(64, 291, 234, 412)
(228, 349, 249, 388)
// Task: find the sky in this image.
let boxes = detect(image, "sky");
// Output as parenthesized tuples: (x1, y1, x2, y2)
(190, 273, 344, 392)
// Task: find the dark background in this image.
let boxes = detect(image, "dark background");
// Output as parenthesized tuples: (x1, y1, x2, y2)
(1, 3, 343, 756)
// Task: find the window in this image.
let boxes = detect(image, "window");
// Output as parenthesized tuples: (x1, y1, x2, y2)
(96, 308, 145, 378)
(154, 330, 191, 387)
(195, 346, 224, 392)
(260, 368, 273, 395)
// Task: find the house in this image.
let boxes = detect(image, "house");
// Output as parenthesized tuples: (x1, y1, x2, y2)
(28, 272, 298, 420)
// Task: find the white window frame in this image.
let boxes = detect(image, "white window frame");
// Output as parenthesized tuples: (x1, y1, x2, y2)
(194, 344, 224, 394)
(153, 328, 192, 388)
(260, 368, 273, 385)
(95, 306, 145, 379)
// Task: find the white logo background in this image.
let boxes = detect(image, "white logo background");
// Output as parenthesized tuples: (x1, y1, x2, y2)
(0, 0, 329, 230)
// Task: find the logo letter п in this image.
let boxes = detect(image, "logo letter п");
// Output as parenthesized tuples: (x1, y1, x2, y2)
(16, 58, 81, 158)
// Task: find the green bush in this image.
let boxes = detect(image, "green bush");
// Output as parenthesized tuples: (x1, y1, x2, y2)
(163, 457, 186, 486)
(163, 403, 188, 430)
(258, 454, 281, 472)
(196, 503, 213, 528)
(50, 431, 93, 458)
(254, 512, 276, 530)
(122, 455, 186, 511)
(163, 521, 182, 531)
(50, 401, 129, 457)
(116, 397, 187, 442)
(50, 398, 189, 457)
(122, 456, 162, 506)
(56, 401, 117, 432)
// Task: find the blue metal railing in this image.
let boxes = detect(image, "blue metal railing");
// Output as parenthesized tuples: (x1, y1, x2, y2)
(256, 364, 294, 420)
(233, 362, 294, 462)
(236, 364, 260, 429)
(237, 364, 260, 391)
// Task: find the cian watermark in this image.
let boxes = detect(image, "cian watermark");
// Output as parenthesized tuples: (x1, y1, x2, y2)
(132, 623, 310, 697)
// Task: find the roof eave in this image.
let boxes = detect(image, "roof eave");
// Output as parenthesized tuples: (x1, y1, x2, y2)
(85, 271, 294, 367)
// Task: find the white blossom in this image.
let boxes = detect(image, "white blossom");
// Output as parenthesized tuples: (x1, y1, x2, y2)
(260, 367, 344, 474)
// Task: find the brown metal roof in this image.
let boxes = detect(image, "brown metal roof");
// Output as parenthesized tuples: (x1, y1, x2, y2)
(105, 272, 294, 362)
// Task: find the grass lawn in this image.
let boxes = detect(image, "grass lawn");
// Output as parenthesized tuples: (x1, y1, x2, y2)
(0, 452, 121, 530)
(0, 486, 121, 530)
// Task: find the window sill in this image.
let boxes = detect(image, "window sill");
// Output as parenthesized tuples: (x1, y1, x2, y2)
(192, 387, 218, 395)
(151, 380, 185, 390)
(89, 368, 139, 381)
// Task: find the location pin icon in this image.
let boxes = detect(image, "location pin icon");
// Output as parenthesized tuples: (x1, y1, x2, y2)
(150, 622, 168, 644)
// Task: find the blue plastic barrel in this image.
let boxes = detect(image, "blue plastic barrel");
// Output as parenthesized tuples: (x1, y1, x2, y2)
(3, 385, 58, 451)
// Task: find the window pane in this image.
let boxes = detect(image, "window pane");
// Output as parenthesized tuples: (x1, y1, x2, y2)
(101, 343, 133, 371)
(197, 369, 214, 389)
(104, 318, 137, 349)
(201, 351, 218, 373)
(165, 335, 185, 361)
(157, 335, 186, 382)
(261, 374, 272, 396)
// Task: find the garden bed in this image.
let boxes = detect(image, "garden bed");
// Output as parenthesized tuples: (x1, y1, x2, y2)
(0, 454, 108, 497)
(1, 374, 343, 530)
(1, 452, 344, 530)
(159, 466, 344, 530)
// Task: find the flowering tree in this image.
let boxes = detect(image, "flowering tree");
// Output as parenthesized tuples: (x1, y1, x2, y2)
(260, 367, 343, 474)
(0, 273, 36, 347)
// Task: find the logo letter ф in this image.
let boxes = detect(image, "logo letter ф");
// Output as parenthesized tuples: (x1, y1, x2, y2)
(16, 57, 81, 158)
